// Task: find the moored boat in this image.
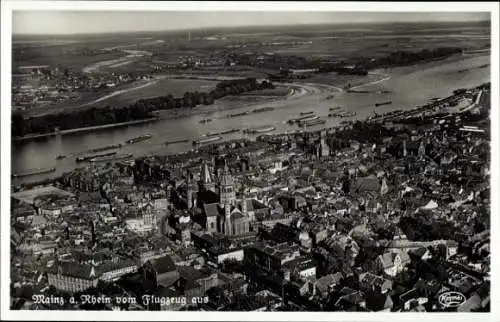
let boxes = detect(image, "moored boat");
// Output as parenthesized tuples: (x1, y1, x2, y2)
(375, 101, 393, 107)
(126, 134, 152, 144)
(220, 128, 241, 135)
(199, 118, 213, 124)
(243, 126, 276, 134)
(193, 136, 222, 145)
(251, 107, 274, 114)
(288, 114, 318, 124)
(88, 144, 122, 153)
(299, 119, 326, 127)
(165, 139, 189, 145)
(76, 151, 117, 162)
(297, 116, 319, 125)
(12, 167, 56, 178)
(90, 153, 133, 163)
(226, 111, 249, 118)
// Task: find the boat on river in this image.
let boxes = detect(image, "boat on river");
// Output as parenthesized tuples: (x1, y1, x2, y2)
(76, 151, 117, 162)
(251, 107, 274, 114)
(300, 111, 314, 116)
(203, 128, 241, 138)
(56, 155, 66, 160)
(88, 144, 122, 153)
(299, 118, 326, 127)
(288, 114, 318, 124)
(199, 118, 213, 124)
(226, 111, 249, 118)
(219, 128, 241, 135)
(12, 167, 56, 178)
(243, 126, 276, 134)
(126, 134, 152, 144)
(329, 111, 356, 118)
(164, 139, 189, 145)
(193, 136, 222, 145)
(90, 153, 133, 163)
(375, 101, 393, 107)
(297, 116, 319, 125)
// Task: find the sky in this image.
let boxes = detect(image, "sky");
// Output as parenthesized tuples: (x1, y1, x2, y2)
(12, 11, 490, 35)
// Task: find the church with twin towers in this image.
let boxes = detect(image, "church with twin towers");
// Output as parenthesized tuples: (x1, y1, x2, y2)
(184, 157, 261, 237)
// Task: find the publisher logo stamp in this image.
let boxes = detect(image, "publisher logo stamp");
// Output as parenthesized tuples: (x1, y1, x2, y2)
(438, 291, 466, 308)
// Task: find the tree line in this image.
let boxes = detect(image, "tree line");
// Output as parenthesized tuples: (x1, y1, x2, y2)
(262, 47, 462, 80)
(12, 78, 275, 137)
(318, 47, 462, 75)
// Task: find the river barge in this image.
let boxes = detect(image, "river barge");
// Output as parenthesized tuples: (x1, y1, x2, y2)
(12, 167, 56, 178)
(165, 139, 189, 145)
(288, 114, 318, 124)
(299, 119, 326, 127)
(226, 111, 249, 118)
(88, 144, 123, 153)
(375, 101, 393, 107)
(76, 151, 117, 162)
(251, 107, 275, 114)
(90, 153, 133, 163)
(126, 134, 152, 144)
(193, 136, 222, 145)
(243, 126, 276, 134)
(199, 118, 213, 124)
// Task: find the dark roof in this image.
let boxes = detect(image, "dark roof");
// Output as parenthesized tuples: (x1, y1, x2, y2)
(250, 199, 268, 210)
(365, 290, 392, 311)
(408, 247, 428, 259)
(230, 211, 245, 220)
(377, 253, 395, 269)
(178, 265, 205, 281)
(355, 175, 381, 192)
(204, 203, 220, 217)
(198, 190, 219, 205)
(154, 286, 180, 298)
(338, 290, 364, 306)
(48, 262, 95, 280)
(149, 255, 177, 274)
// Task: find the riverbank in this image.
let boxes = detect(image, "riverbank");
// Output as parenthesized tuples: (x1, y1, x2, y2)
(12, 117, 159, 143)
(79, 77, 164, 107)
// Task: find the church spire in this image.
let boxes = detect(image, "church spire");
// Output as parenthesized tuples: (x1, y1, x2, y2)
(219, 161, 235, 206)
(201, 160, 215, 192)
(241, 177, 248, 217)
(201, 161, 212, 184)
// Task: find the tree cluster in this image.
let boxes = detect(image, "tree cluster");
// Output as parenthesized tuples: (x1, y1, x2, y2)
(317, 47, 462, 75)
(12, 78, 274, 137)
(399, 216, 456, 241)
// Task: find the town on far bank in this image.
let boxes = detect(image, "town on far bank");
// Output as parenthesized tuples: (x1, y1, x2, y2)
(10, 80, 490, 312)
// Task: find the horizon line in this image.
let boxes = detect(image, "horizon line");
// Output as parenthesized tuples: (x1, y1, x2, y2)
(12, 19, 491, 37)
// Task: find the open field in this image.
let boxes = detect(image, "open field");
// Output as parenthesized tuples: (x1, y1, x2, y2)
(21, 78, 219, 117)
(12, 21, 490, 119)
(302, 73, 386, 90)
(94, 78, 217, 107)
(13, 21, 490, 72)
(11, 185, 74, 204)
(13, 45, 128, 71)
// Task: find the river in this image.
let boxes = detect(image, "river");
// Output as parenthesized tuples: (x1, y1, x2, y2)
(11, 54, 490, 185)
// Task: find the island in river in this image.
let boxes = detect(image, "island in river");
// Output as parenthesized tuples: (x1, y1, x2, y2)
(11, 51, 490, 185)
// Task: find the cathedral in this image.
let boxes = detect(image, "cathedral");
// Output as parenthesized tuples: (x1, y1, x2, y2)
(186, 159, 251, 236)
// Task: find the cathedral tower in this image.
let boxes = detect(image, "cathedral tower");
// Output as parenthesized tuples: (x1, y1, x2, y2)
(201, 161, 215, 192)
(219, 163, 235, 206)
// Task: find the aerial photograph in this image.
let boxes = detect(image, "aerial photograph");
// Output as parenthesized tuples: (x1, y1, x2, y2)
(7, 8, 491, 314)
